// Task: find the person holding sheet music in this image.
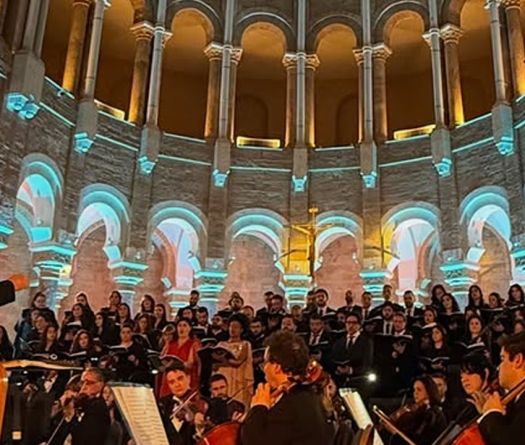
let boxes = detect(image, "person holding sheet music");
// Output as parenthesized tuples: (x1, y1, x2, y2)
(214, 315, 254, 407)
(112, 322, 148, 383)
(330, 312, 373, 388)
(159, 318, 201, 397)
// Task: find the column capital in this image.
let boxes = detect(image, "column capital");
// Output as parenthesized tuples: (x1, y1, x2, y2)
(440, 23, 463, 44)
(204, 42, 223, 61)
(485, 0, 502, 9)
(130, 21, 154, 41)
(231, 47, 243, 65)
(501, 0, 521, 8)
(372, 43, 392, 62)
(305, 53, 320, 70)
(282, 52, 298, 70)
(422, 28, 441, 46)
(353, 48, 364, 65)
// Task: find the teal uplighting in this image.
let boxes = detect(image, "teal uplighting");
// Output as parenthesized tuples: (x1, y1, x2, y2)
(292, 175, 307, 192)
(6, 92, 40, 120)
(74, 132, 94, 153)
(212, 169, 229, 187)
(138, 155, 157, 175)
(434, 158, 452, 177)
(362, 171, 377, 188)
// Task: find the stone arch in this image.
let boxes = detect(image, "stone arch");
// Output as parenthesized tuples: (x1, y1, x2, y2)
(233, 10, 296, 51)
(440, 0, 467, 26)
(166, 2, 221, 42)
(307, 14, 362, 52)
(459, 186, 511, 264)
(382, 202, 441, 293)
(226, 209, 288, 263)
(15, 154, 64, 244)
(374, 1, 430, 46)
(316, 210, 363, 262)
(147, 200, 208, 292)
(76, 184, 131, 264)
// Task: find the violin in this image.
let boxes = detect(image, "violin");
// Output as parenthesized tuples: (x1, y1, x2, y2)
(172, 390, 208, 423)
(451, 376, 525, 445)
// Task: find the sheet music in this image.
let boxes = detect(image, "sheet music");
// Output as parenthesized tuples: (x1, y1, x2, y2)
(111, 384, 169, 445)
(339, 388, 384, 445)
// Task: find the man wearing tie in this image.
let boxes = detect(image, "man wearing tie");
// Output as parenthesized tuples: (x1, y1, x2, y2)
(158, 363, 201, 445)
(314, 289, 336, 316)
(330, 313, 373, 387)
(379, 302, 395, 335)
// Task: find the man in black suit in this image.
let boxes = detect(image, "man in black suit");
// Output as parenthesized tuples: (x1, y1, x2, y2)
(49, 368, 110, 445)
(314, 288, 336, 316)
(158, 363, 199, 445)
(330, 312, 373, 388)
(241, 330, 329, 445)
(337, 289, 363, 315)
(256, 291, 274, 324)
(403, 290, 424, 319)
(370, 284, 403, 317)
(478, 332, 525, 445)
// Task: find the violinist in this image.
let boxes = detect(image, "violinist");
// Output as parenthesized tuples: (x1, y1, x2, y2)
(48, 368, 110, 445)
(384, 375, 447, 445)
(158, 363, 206, 445)
(241, 331, 329, 445)
(205, 373, 245, 426)
(476, 332, 525, 445)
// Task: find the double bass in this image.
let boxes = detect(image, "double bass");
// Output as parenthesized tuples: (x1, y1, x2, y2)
(449, 376, 525, 445)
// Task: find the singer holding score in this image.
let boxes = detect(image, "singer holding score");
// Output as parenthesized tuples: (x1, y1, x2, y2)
(241, 330, 329, 445)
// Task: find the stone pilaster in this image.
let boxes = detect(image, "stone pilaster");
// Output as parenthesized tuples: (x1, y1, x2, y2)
(109, 257, 148, 308)
(62, 0, 91, 94)
(74, 0, 111, 153)
(128, 21, 154, 125)
(204, 43, 223, 142)
(283, 53, 297, 148)
(441, 24, 465, 126)
(502, 0, 525, 97)
(6, 0, 50, 120)
(372, 43, 392, 144)
(440, 249, 478, 308)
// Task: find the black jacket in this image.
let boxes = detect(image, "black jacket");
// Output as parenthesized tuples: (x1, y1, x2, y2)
(0, 279, 15, 307)
(158, 393, 197, 445)
(479, 395, 525, 445)
(330, 334, 373, 377)
(50, 396, 110, 445)
(241, 385, 329, 445)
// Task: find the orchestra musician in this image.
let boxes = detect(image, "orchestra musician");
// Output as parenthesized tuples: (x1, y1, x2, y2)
(205, 373, 245, 426)
(241, 330, 329, 445)
(158, 362, 206, 445)
(48, 368, 110, 445)
(475, 332, 525, 445)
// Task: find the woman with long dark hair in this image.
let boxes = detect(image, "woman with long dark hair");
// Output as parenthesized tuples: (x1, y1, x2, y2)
(74, 292, 96, 329)
(467, 285, 487, 313)
(158, 318, 200, 396)
(36, 324, 63, 356)
(93, 311, 120, 346)
(506, 283, 525, 307)
(116, 303, 133, 327)
(392, 375, 447, 445)
(153, 303, 168, 331)
(430, 285, 446, 310)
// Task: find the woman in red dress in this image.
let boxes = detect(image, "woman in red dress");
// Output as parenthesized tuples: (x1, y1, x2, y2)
(159, 318, 200, 397)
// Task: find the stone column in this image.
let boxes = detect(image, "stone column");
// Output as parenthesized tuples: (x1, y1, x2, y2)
(204, 43, 223, 142)
(372, 43, 391, 144)
(74, 0, 111, 153)
(502, 0, 525, 97)
(304, 54, 319, 148)
(227, 48, 242, 142)
(62, 0, 91, 93)
(0, 0, 7, 35)
(441, 24, 464, 126)
(283, 53, 297, 148)
(6, 0, 50, 119)
(353, 49, 364, 143)
(128, 21, 154, 125)
(486, 0, 514, 156)
(138, 0, 169, 174)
